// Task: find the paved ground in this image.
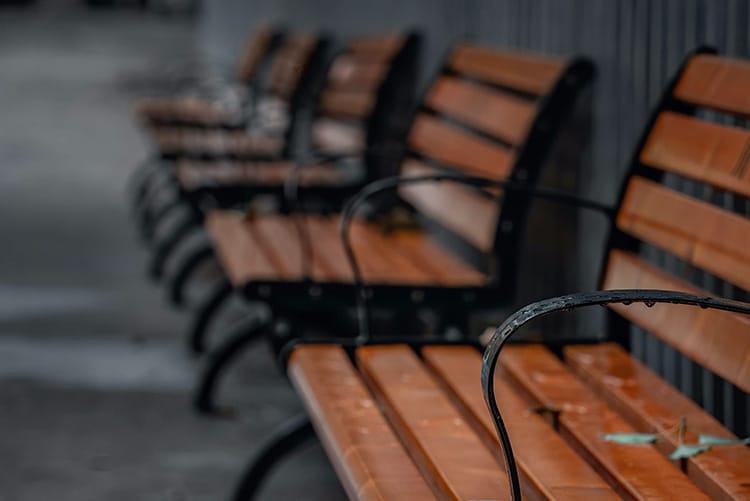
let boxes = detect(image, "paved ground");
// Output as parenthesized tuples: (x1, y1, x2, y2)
(0, 2, 344, 499)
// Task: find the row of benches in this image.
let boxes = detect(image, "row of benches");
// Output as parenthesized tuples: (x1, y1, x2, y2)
(130, 26, 750, 500)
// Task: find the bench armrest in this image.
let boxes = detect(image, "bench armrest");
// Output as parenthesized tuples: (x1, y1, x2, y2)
(339, 172, 615, 342)
(481, 289, 750, 501)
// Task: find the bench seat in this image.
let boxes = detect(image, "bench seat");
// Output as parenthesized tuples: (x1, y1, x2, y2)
(206, 211, 487, 288)
(175, 160, 346, 191)
(153, 127, 284, 159)
(289, 343, 747, 499)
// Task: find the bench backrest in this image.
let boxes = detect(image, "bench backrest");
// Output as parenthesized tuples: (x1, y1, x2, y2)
(310, 33, 420, 179)
(397, 44, 593, 290)
(601, 50, 750, 434)
(234, 26, 282, 85)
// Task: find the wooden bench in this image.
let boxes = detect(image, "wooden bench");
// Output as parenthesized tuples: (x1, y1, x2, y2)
(140, 33, 420, 291)
(234, 50, 750, 500)
(190, 44, 593, 413)
(133, 26, 281, 130)
(131, 32, 327, 244)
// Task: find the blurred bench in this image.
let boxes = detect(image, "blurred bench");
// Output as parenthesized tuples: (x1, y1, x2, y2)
(191, 45, 594, 414)
(251, 50, 750, 500)
(143, 33, 420, 293)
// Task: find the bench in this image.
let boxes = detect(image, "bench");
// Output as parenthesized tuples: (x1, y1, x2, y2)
(132, 32, 327, 228)
(190, 45, 593, 413)
(235, 49, 750, 500)
(133, 26, 281, 130)
(141, 33, 420, 292)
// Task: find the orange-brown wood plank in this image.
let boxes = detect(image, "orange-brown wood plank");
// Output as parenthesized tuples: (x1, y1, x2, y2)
(298, 215, 356, 283)
(347, 35, 405, 60)
(205, 211, 281, 286)
(501, 344, 711, 500)
(318, 89, 375, 120)
(674, 54, 750, 117)
(235, 27, 275, 82)
(370, 229, 487, 287)
(423, 346, 620, 501)
(640, 111, 750, 198)
(408, 114, 514, 180)
(616, 176, 750, 291)
(425, 76, 536, 146)
(312, 119, 365, 154)
(288, 346, 437, 500)
(399, 161, 500, 252)
(326, 57, 388, 92)
(449, 43, 565, 96)
(602, 250, 750, 392)
(566, 342, 750, 500)
(356, 345, 511, 500)
(245, 215, 307, 281)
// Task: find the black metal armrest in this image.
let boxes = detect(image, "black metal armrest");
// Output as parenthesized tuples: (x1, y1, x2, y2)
(481, 289, 750, 501)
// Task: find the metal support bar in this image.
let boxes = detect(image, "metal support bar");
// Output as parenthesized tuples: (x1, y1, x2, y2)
(167, 243, 215, 307)
(481, 289, 750, 501)
(188, 277, 234, 354)
(230, 414, 316, 501)
(193, 315, 270, 415)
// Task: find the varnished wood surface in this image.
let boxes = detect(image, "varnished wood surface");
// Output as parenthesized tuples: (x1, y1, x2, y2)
(616, 176, 750, 290)
(449, 43, 566, 96)
(425, 76, 536, 146)
(674, 54, 750, 117)
(205, 211, 486, 288)
(640, 111, 750, 198)
(356, 345, 511, 500)
(288, 345, 437, 500)
(398, 161, 500, 253)
(423, 346, 620, 501)
(235, 27, 276, 83)
(602, 250, 750, 393)
(501, 345, 711, 500)
(566, 343, 750, 500)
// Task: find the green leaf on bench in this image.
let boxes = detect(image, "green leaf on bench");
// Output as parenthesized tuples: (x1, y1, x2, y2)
(698, 434, 750, 446)
(669, 444, 711, 460)
(601, 432, 658, 444)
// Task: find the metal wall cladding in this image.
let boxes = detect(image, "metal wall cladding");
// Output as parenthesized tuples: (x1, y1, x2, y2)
(200, 0, 750, 436)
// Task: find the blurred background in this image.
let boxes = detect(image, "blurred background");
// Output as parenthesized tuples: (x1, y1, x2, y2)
(1, 0, 749, 499)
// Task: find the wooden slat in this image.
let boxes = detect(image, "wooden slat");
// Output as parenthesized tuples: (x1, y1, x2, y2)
(640, 111, 750, 198)
(326, 56, 388, 92)
(356, 345, 511, 500)
(566, 343, 750, 500)
(346, 35, 404, 60)
(235, 27, 275, 83)
(267, 34, 318, 99)
(616, 176, 750, 290)
(288, 346, 437, 500)
(399, 161, 500, 252)
(245, 215, 306, 280)
(425, 76, 536, 146)
(408, 114, 514, 179)
(423, 346, 620, 501)
(300, 215, 355, 282)
(674, 54, 750, 117)
(449, 43, 566, 96)
(318, 89, 375, 120)
(602, 250, 750, 392)
(501, 345, 711, 500)
(311, 118, 365, 154)
(205, 211, 281, 286)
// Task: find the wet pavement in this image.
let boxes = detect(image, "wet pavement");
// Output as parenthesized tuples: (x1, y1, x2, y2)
(0, 2, 344, 499)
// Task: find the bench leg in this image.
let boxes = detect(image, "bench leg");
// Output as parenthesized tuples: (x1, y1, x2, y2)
(166, 243, 215, 308)
(193, 315, 271, 414)
(129, 157, 164, 206)
(147, 212, 201, 281)
(231, 414, 316, 501)
(188, 278, 234, 354)
(141, 195, 185, 244)
(135, 177, 178, 237)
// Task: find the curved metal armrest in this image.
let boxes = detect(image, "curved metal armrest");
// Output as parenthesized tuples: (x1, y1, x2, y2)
(481, 289, 750, 501)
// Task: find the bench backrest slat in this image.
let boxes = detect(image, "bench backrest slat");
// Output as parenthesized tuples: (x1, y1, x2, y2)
(234, 26, 279, 84)
(397, 44, 592, 280)
(603, 50, 750, 398)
